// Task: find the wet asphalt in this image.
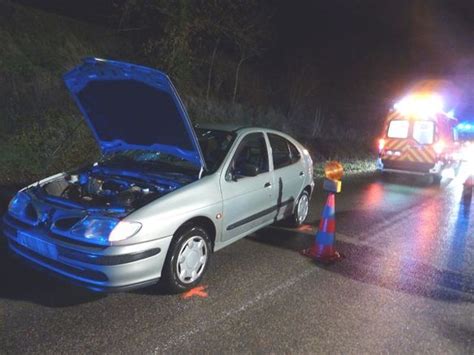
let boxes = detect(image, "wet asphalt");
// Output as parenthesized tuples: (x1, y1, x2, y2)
(0, 170, 472, 354)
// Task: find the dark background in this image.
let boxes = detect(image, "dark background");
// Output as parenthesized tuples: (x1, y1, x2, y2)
(13, 0, 474, 118)
(1, 0, 474, 183)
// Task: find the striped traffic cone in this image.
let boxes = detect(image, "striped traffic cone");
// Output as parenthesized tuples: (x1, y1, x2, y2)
(301, 192, 343, 263)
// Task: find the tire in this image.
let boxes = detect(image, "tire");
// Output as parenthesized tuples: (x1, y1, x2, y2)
(289, 190, 310, 227)
(161, 226, 212, 294)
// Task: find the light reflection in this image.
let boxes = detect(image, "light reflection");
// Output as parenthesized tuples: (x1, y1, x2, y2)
(361, 182, 385, 209)
(395, 186, 442, 286)
(412, 197, 440, 260)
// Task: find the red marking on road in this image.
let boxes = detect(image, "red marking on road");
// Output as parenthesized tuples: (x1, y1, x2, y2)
(296, 224, 314, 233)
(181, 285, 208, 299)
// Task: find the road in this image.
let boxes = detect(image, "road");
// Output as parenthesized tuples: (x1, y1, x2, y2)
(0, 172, 472, 354)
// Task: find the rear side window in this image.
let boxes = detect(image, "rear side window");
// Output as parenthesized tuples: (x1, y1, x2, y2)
(413, 121, 434, 144)
(268, 134, 300, 169)
(289, 142, 301, 163)
(387, 120, 409, 138)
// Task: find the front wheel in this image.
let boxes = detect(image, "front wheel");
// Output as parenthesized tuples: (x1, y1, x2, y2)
(161, 226, 212, 294)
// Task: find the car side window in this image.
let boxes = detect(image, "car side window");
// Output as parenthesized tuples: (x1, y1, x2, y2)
(288, 141, 301, 164)
(227, 133, 269, 180)
(268, 133, 299, 169)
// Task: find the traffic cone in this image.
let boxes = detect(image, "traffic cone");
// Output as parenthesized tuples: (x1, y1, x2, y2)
(301, 192, 343, 263)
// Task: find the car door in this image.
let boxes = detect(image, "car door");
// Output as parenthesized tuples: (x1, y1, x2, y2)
(267, 133, 305, 220)
(220, 132, 274, 242)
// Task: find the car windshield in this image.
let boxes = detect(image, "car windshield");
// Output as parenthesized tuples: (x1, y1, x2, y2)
(99, 150, 197, 175)
(195, 128, 236, 173)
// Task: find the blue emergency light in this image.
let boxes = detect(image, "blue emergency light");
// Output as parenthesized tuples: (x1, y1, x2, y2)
(456, 122, 474, 132)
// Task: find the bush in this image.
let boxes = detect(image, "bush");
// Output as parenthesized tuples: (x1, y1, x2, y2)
(0, 110, 98, 184)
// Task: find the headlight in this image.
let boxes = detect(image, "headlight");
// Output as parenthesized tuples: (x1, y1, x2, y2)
(8, 192, 31, 218)
(109, 221, 142, 243)
(71, 217, 119, 245)
(70, 217, 141, 245)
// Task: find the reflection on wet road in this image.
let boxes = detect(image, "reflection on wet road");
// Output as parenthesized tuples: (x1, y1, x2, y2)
(0, 170, 472, 353)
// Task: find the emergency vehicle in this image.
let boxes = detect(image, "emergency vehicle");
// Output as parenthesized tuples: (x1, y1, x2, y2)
(376, 94, 461, 182)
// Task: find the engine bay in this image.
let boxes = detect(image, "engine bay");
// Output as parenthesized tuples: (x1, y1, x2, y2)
(38, 168, 180, 212)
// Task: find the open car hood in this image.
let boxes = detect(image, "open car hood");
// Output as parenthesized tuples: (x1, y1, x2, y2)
(64, 58, 205, 170)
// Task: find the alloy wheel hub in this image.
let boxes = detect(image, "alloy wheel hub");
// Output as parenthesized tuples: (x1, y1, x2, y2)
(177, 236, 207, 284)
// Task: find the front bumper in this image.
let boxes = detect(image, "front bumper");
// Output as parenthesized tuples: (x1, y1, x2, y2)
(2, 214, 172, 292)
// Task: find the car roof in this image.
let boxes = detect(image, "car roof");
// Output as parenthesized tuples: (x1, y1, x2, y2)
(194, 122, 250, 132)
(195, 122, 284, 134)
(194, 122, 301, 143)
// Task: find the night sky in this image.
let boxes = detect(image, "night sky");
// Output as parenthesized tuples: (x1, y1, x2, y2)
(14, 0, 474, 120)
(274, 0, 474, 119)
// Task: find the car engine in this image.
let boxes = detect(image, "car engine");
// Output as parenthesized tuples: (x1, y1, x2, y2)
(40, 170, 176, 211)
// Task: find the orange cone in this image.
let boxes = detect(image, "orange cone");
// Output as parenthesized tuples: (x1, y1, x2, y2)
(301, 192, 343, 263)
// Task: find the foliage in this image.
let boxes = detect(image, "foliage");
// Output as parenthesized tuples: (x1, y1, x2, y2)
(0, 2, 125, 183)
(0, 1, 377, 184)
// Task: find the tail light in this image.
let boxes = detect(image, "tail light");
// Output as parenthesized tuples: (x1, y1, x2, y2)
(433, 140, 445, 155)
(378, 138, 385, 152)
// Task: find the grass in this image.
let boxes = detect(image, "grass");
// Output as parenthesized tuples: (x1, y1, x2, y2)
(313, 156, 377, 179)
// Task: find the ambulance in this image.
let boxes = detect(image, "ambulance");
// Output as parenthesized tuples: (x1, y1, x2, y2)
(376, 93, 461, 182)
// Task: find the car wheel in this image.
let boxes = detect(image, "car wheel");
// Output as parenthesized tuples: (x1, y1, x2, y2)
(289, 190, 310, 227)
(161, 226, 212, 294)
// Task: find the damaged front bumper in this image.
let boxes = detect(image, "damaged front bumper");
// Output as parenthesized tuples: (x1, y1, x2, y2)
(2, 214, 172, 292)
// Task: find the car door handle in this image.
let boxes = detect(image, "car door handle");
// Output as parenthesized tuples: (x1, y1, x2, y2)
(299, 171, 304, 177)
(264, 182, 272, 188)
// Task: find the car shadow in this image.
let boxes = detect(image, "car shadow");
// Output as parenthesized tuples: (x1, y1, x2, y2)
(249, 224, 474, 303)
(378, 173, 437, 187)
(0, 247, 105, 307)
(377, 172, 460, 189)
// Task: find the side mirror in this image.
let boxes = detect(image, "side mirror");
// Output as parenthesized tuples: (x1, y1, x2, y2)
(240, 163, 259, 177)
(228, 163, 260, 181)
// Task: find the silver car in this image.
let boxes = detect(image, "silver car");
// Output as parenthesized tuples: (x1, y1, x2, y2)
(3, 58, 314, 293)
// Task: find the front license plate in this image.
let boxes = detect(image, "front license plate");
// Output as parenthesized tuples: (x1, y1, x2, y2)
(16, 231, 58, 260)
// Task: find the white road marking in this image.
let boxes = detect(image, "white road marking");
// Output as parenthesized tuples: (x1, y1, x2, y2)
(155, 267, 316, 353)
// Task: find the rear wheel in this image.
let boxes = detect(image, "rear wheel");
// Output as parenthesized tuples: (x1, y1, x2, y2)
(161, 226, 212, 294)
(289, 190, 310, 227)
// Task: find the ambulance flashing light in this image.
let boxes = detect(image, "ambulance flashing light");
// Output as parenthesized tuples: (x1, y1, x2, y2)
(393, 93, 444, 119)
(457, 122, 474, 132)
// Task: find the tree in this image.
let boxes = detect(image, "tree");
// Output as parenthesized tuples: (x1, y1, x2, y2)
(114, 0, 273, 101)
(217, 1, 273, 104)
